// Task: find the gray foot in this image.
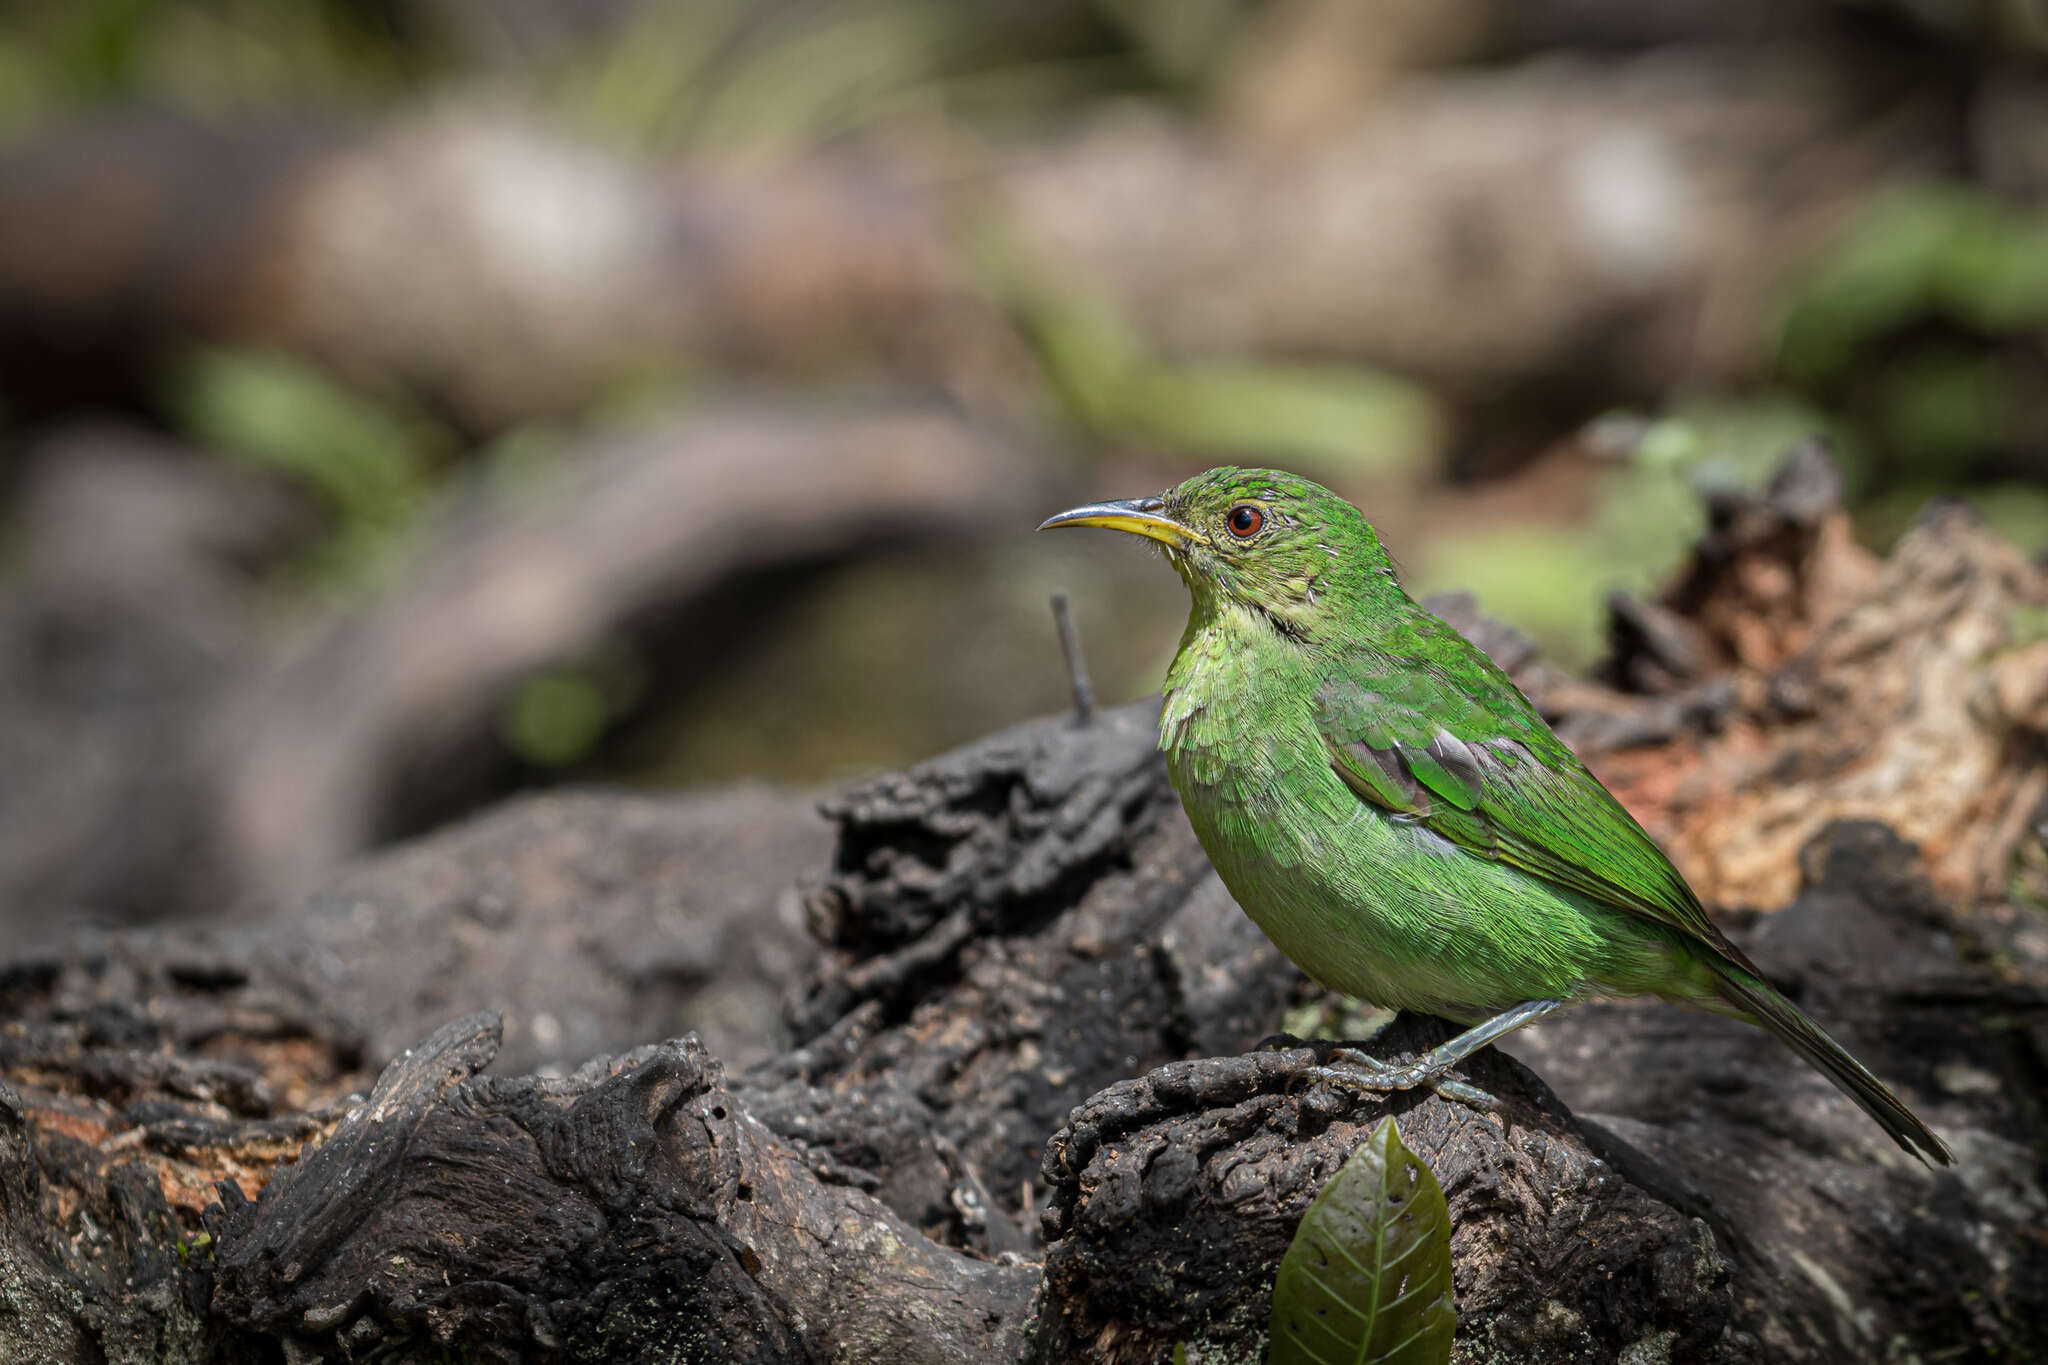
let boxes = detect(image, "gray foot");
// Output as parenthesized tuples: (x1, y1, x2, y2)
(1308, 1046, 1499, 1110)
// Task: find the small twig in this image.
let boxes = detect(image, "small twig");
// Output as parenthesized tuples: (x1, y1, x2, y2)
(1051, 592, 1095, 726)
(1980, 766, 2048, 901)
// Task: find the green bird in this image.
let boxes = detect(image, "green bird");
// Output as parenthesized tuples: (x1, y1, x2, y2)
(1041, 466, 1952, 1165)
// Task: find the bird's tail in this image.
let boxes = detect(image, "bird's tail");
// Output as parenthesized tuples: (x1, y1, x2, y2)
(1714, 968, 1953, 1166)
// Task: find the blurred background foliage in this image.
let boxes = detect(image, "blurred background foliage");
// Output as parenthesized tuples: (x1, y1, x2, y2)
(2, 0, 2047, 918)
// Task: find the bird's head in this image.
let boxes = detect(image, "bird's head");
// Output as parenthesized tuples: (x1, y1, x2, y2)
(1039, 466, 1395, 636)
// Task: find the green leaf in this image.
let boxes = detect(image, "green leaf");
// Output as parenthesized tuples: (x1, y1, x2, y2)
(169, 347, 437, 586)
(1268, 1116, 1454, 1365)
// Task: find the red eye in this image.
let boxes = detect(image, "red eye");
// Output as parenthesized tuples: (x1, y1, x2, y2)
(1227, 504, 1264, 538)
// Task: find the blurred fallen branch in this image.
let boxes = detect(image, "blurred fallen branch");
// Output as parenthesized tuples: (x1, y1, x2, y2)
(0, 402, 1050, 927)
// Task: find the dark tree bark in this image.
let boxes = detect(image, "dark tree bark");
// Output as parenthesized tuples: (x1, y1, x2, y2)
(3, 460, 2046, 1363)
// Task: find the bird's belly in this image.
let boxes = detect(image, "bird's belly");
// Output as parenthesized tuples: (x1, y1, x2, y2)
(1170, 756, 1669, 1021)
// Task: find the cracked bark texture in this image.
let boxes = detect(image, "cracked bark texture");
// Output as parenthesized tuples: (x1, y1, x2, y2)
(2, 458, 2046, 1363)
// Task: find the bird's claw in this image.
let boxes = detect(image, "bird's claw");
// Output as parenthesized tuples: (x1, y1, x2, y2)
(1308, 1048, 1499, 1112)
(1327, 1044, 1402, 1073)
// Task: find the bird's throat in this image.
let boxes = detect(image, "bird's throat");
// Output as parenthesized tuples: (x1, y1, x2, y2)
(1160, 599, 1309, 763)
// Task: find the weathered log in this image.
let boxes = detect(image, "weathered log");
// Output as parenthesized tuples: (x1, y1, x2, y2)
(1034, 1029, 1731, 1364)
(5, 734, 2038, 1361)
(1508, 821, 2048, 1364)
(238, 783, 832, 1077)
(205, 1013, 1039, 1364)
(758, 702, 1275, 1216)
(1585, 445, 2048, 910)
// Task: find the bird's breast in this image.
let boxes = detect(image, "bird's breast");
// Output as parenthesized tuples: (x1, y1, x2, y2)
(1160, 661, 1522, 1015)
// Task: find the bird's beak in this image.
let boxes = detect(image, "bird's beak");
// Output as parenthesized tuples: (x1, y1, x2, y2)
(1037, 496, 1198, 549)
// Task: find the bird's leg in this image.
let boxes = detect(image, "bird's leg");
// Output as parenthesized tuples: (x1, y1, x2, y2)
(1311, 999, 1569, 1110)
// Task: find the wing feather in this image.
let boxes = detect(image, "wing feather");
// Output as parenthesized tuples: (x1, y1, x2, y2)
(1314, 662, 1755, 971)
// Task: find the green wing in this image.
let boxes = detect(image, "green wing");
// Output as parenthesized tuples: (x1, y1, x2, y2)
(1313, 648, 1755, 970)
